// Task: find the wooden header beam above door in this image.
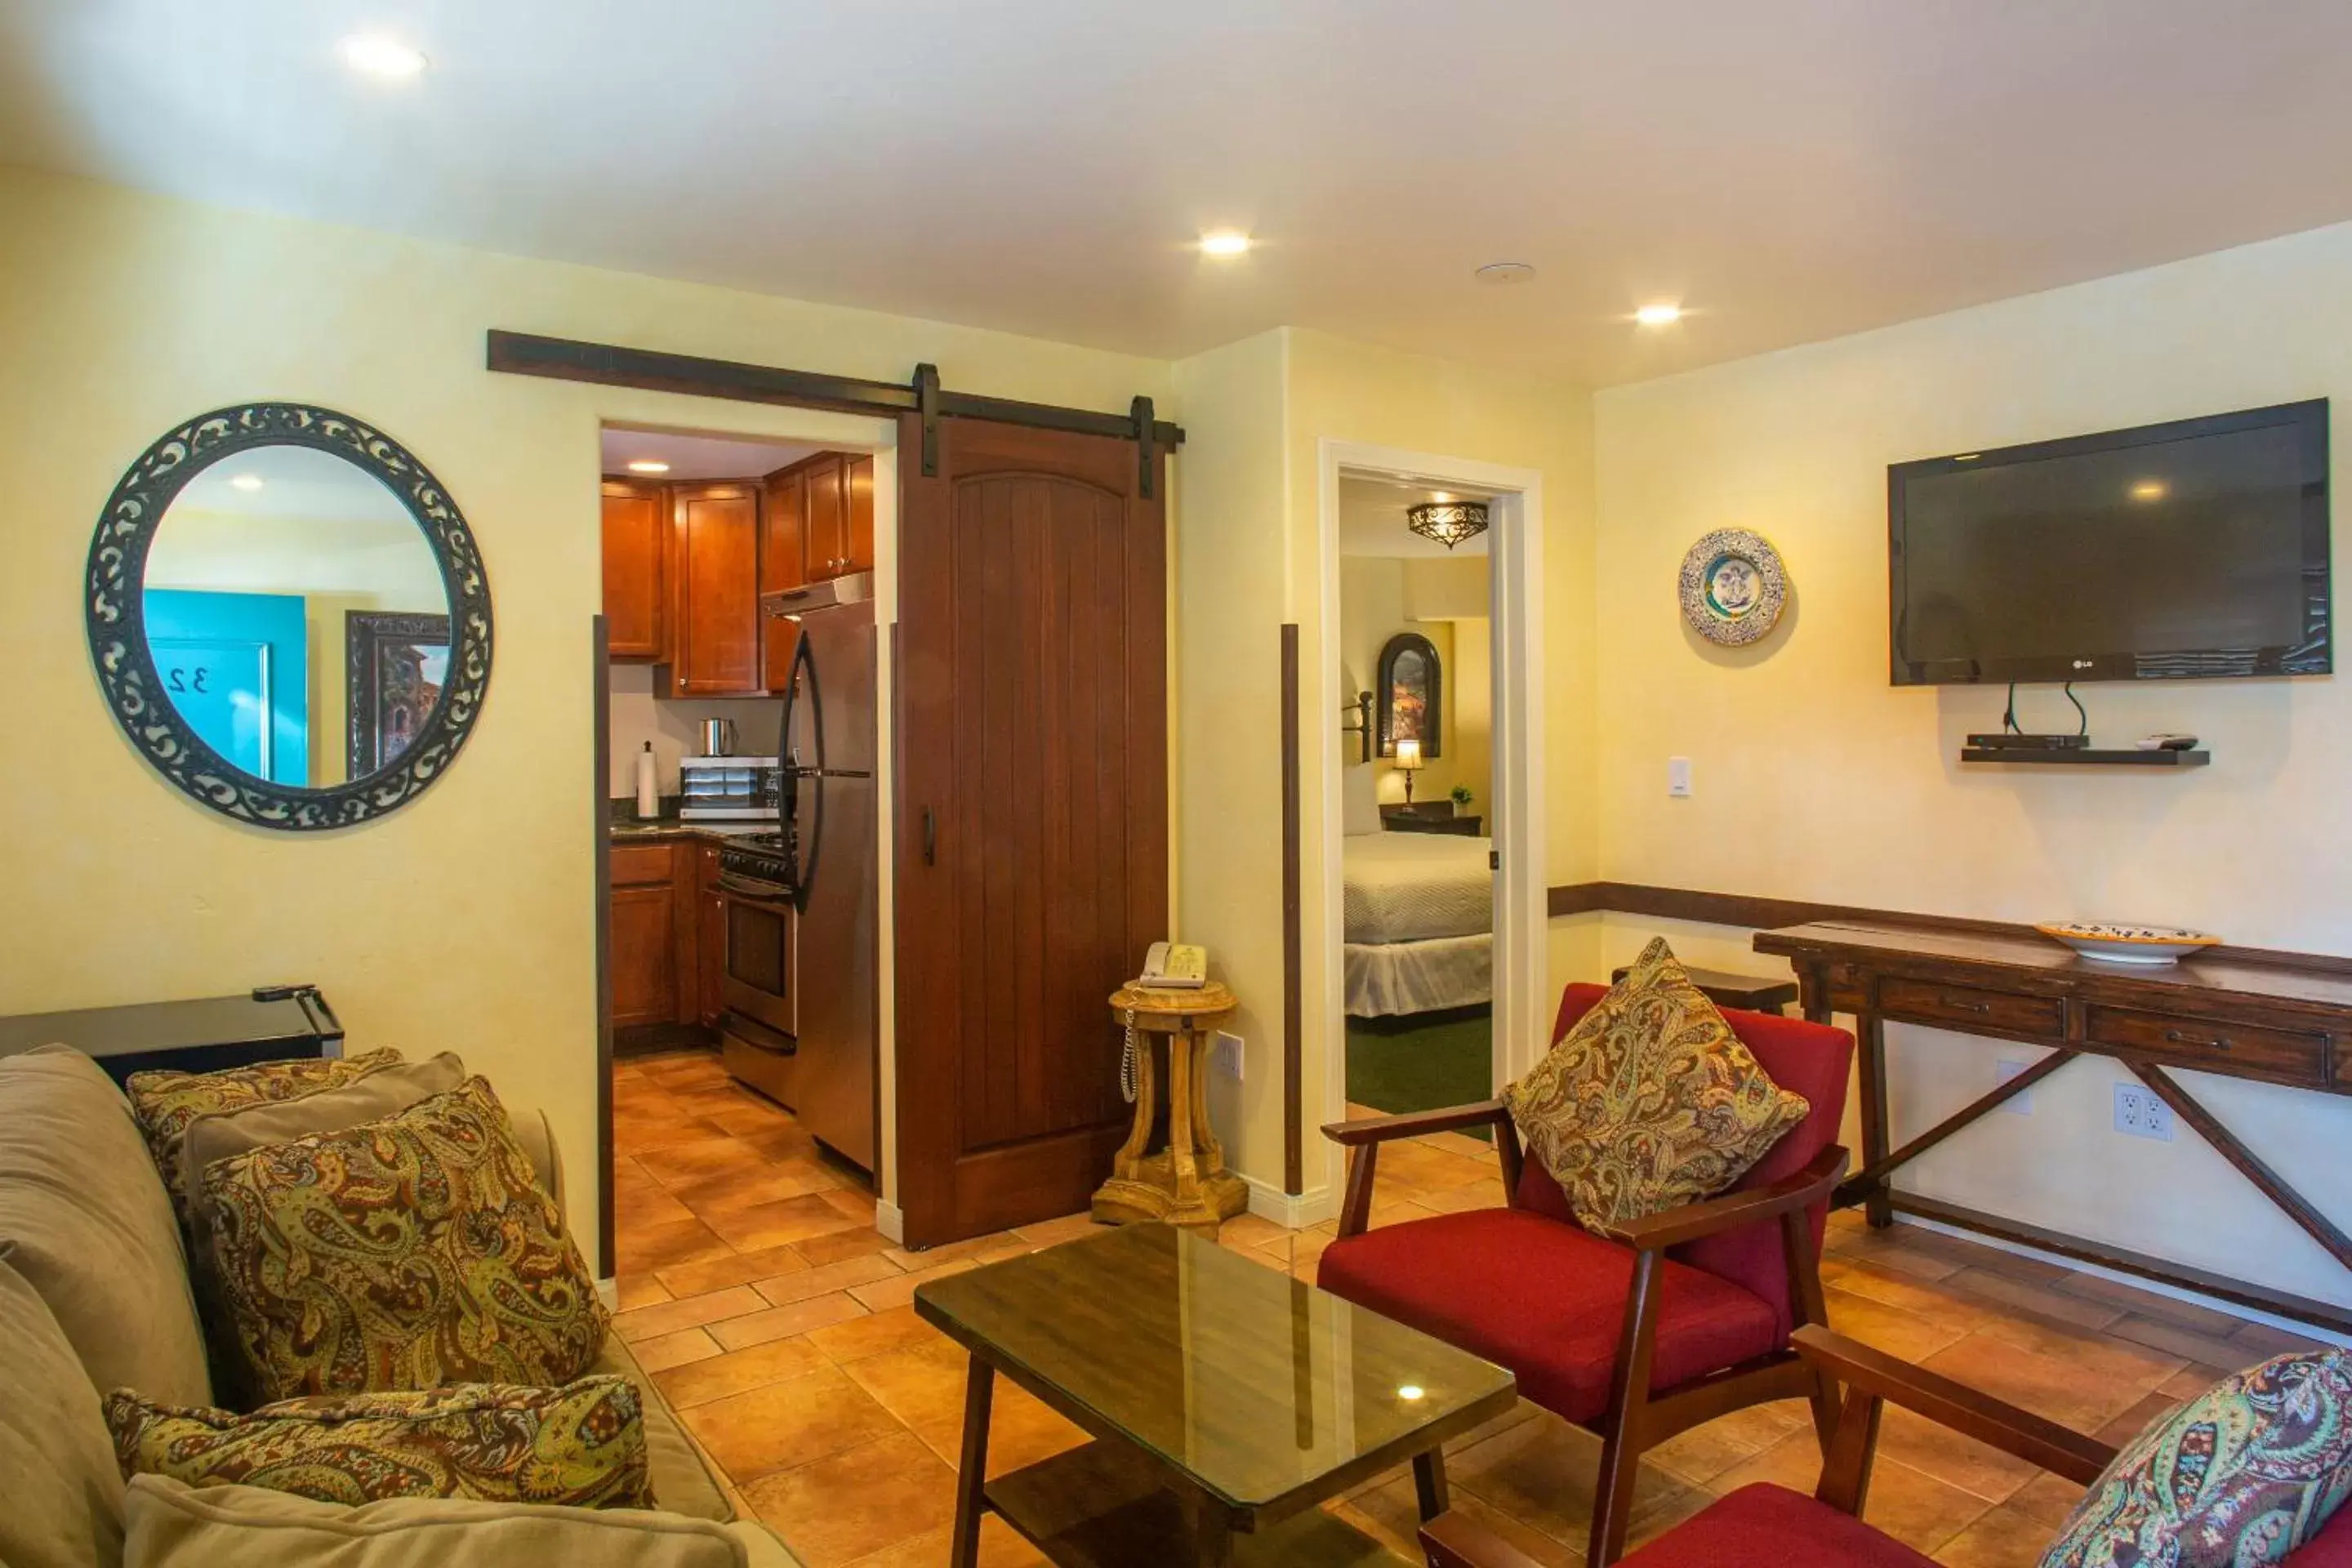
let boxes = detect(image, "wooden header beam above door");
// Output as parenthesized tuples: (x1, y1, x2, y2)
(485, 330, 1184, 495)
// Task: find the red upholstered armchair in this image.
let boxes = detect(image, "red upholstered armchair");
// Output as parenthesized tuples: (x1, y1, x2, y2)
(1420, 1325, 2352, 1567)
(1317, 982, 1855, 1566)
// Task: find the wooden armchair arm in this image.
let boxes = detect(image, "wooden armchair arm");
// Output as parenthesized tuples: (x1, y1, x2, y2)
(1321, 1099, 1511, 1146)
(1787, 1325, 2126, 1494)
(1588, 1145, 1849, 1250)
(1325, 1100, 1523, 1240)
(1419, 1510, 1548, 1568)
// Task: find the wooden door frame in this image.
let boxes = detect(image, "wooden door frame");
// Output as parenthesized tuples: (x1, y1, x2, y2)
(1312, 440, 1548, 1217)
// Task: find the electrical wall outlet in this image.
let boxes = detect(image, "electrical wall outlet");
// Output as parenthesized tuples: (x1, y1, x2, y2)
(1213, 1031, 1244, 1080)
(2114, 1083, 2174, 1141)
(1994, 1059, 2035, 1115)
(1667, 757, 1693, 798)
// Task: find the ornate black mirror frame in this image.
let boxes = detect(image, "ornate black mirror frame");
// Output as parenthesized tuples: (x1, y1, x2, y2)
(1374, 630, 1443, 760)
(85, 403, 493, 831)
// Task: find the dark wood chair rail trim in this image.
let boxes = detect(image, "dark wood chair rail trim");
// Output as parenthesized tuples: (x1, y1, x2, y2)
(1545, 880, 2352, 976)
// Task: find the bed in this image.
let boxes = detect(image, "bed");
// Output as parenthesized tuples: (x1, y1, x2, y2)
(1343, 829, 1494, 1017)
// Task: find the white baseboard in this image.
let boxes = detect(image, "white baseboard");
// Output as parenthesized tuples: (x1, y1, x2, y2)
(875, 1197, 906, 1245)
(1245, 1174, 1336, 1230)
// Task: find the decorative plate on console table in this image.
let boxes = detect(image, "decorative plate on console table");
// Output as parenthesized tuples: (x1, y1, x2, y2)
(1677, 528, 1787, 647)
(2035, 922, 2221, 965)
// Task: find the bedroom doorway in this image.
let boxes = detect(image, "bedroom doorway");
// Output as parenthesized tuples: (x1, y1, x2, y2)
(1314, 442, 1547, 1212)
(1336, 476, 1500, 1122)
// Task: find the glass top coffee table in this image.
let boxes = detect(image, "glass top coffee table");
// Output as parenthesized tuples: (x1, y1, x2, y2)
(914, 1222, 1517, 1567)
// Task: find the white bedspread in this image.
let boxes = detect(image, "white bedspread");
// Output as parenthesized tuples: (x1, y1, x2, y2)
(1343, 832, 1494, 943)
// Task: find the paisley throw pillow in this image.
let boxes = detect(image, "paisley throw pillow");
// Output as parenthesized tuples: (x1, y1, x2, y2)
(106, 1377, 653, 1510)
(1503, 938, 1810, 1230)
(2041, 1351, 2352, 1568)
(126, 1049, 408, 1228)
(201, 1076, 609, 1401)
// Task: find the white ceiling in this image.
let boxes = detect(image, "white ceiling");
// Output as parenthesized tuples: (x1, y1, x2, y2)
(1339, 475, 1493, 559)
(8, 2, 2352, 385)
(599, 428, 827, 481)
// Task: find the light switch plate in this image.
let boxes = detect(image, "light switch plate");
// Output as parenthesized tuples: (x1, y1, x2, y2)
(1668, 757, 1693, 798)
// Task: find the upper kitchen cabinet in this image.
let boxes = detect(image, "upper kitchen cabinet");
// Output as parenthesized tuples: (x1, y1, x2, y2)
(844, 455, 875, 578)
(601, 479, 667, 661)
(760, 462, 807, 692)
(666, 482, 765, 696)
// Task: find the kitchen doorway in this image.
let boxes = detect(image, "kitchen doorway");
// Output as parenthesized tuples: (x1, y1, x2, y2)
(593, 418, 893, 1281)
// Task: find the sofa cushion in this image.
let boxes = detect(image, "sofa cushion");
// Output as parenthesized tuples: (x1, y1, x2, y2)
(108, 1376, 653, 1511)
(2042, 1350, 2352, 1568)
(203, 1076, 609, 1401)
(1619, 1484, 1937, 1567)
(0, 1247, 129, 1568)
(592, 1332, 734, 1524)
(127, 1049, 408, 1229)
(121, 1474, 762, 1568)
(0, 1045, 213, 1405)
(1503, 938, 1810, 1230)
(1316, 1206, 1780, 1424)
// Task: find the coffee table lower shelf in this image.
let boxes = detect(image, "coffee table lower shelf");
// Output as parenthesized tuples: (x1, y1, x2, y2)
(985, 1439, 1408, 1568)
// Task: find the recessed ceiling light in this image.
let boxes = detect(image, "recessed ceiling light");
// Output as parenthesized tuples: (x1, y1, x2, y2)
(1477, 262, 1537, 285)
(2129, 479, 2169, 502)
(1633, 303, 1684, 327)
(340, 34, 429, 79)
(229, 474, 265, 492)
(1396, 1384, 1427, 1401)
(1198, 230, 1252, 258)
(626, 459, 672, 474)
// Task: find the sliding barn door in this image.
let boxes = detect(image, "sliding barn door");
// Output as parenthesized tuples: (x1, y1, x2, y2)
(896, 416, 1169, 1245)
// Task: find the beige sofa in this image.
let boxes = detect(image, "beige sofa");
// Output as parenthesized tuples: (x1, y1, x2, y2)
(0, 1045, 802, 1567)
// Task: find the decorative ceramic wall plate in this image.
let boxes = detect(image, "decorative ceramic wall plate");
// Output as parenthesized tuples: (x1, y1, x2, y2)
(1678, 528, 1787, 646)
(2034, 922, 2221, 966)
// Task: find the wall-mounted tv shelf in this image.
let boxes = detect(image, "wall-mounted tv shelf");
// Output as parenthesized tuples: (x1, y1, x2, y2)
(1958, 746, 2209, 767)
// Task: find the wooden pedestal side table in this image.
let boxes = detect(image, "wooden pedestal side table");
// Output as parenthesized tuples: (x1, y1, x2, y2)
(1093, 982, 1249, 1235)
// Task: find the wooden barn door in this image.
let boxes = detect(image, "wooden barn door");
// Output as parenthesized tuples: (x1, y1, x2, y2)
(894, 416, 1169, 1245)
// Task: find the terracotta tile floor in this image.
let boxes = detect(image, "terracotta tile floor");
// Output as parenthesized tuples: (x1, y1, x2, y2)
(615, 1051, 2324, 1566)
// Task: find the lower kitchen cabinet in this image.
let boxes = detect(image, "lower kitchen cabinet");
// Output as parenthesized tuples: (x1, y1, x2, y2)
(608, 839, 716, 1033)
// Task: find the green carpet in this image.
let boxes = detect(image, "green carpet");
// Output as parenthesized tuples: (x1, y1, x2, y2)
(1346, 1005, 1494, 1138)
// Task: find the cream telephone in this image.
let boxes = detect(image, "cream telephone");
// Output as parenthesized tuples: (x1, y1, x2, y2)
(1120, 942, 1210, 1103)
(1136, 941, 1209, 990)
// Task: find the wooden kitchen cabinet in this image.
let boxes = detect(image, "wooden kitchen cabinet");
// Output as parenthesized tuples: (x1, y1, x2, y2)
(600, 479, 667, 661)
(609, 839, 719, 1033)
(609, 844, 680, 1027)
(844, 454, 875, 577)
(665, 483, 764, 696)
(803, 456, 849, 582)
(760, 464, 807, 692)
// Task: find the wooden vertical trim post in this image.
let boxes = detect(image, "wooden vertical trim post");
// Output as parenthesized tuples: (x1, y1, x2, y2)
(1281, 622, 1303, 1196)
(591, 615, 615, 1280)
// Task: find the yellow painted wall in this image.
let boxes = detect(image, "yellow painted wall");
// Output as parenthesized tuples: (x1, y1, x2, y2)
(1167, 328, 1291, 1181)
(1592, 218, 2352, 1306)
(0, 164, 1171, 1250)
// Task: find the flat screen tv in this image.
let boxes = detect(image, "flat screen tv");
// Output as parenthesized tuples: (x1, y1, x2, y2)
(1888, 400, 2330, 685)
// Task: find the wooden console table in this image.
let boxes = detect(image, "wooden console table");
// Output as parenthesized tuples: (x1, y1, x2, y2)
(1753, 921, 2352, 1334)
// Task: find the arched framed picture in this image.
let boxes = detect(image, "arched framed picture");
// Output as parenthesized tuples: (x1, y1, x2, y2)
(1375, 630, 1442, 759)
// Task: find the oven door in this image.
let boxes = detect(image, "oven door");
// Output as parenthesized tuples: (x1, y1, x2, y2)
(718, 871, 796, 1040)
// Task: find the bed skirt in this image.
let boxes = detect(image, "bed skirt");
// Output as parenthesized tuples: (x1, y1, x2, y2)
(1344, 933, 1493, 1017)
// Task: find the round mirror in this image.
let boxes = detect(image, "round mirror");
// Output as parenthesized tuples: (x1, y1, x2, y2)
(87, 405, 492, 829)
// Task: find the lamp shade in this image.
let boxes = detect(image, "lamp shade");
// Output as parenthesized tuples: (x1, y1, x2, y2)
(1392, 737, 1423, 770)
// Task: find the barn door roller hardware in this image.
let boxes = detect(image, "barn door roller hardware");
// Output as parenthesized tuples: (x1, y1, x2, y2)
(485, 331, 1183, 485)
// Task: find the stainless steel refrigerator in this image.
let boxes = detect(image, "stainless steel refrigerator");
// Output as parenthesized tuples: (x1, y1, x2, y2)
(767, 571, 878, 1170)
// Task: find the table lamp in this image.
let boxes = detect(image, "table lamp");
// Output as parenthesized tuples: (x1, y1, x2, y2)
(1393, 737, 1423, 805)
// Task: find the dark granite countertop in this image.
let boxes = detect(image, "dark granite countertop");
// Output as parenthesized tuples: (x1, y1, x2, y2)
(608, 800, 775, 846)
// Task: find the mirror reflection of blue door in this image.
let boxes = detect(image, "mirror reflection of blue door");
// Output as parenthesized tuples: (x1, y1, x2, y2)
(142, 590, 309, 785)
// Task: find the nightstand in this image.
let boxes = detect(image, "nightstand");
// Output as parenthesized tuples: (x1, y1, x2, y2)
(1381, 803, 1482, 836)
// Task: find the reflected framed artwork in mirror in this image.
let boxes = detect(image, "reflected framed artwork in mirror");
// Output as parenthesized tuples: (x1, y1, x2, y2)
(1374, 630, 1442, 760)
(86, 403, 492, 830)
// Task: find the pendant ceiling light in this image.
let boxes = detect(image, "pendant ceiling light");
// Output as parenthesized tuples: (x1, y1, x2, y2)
(1406, 499, 1490, 550)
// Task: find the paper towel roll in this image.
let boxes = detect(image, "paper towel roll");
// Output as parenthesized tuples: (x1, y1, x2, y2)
(635, 742, 659, 820)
